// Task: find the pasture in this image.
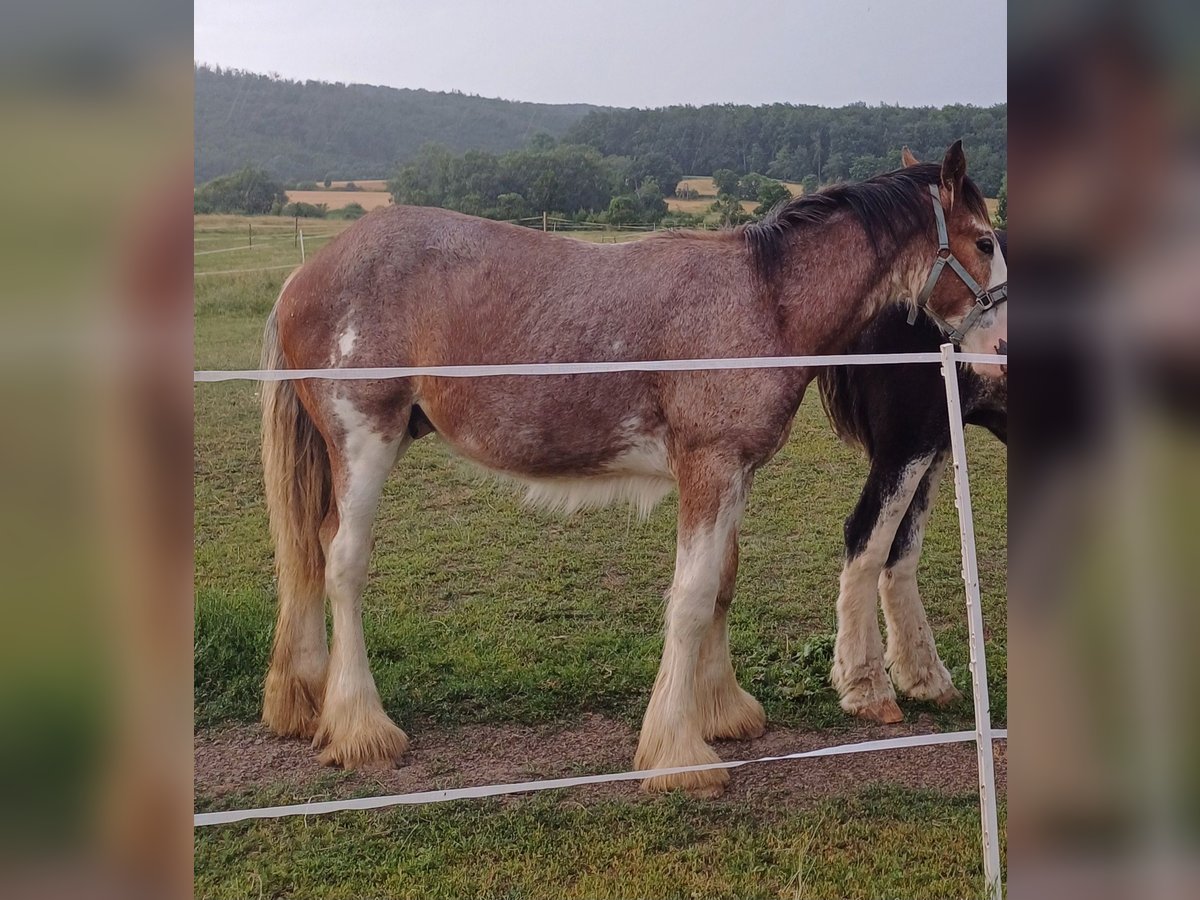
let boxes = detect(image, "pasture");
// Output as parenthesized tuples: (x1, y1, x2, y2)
(194, 213, 1008, 898)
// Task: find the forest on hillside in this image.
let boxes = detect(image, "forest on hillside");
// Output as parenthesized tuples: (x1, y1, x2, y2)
(564, 102, 1006, 197)
(194, 65, 604, 183)
(196, 67, 1006, 195)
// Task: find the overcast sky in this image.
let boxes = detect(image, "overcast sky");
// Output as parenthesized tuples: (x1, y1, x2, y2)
(194, 0, 1006, 108)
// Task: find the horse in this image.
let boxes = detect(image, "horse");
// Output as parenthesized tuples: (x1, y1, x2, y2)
(819, 226, 1007, 724)
(258, 141, 1007, 797)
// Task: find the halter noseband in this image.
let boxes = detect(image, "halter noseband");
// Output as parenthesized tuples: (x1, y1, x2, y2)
(907, 183, 1008, 346)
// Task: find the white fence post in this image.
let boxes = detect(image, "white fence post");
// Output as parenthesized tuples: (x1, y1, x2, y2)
(299, 228, 306, 263)
(940, 342, 1003, 899)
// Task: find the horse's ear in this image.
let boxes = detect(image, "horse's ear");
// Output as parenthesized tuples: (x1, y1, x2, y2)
(901, 146, 920, 168)
(939, 140, 967, 209)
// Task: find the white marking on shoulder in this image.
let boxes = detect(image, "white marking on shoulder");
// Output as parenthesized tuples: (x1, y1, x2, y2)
(338, 325, 358, 360)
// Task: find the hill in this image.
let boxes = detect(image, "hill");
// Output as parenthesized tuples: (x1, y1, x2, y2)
(194, 65, 606, 183)
(566, 102, 1007, 197)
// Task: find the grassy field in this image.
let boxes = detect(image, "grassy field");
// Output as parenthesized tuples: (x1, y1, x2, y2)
(194, 214, 1008, 897)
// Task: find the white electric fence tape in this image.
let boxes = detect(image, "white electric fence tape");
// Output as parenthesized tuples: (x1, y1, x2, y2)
(194, 728, 1008, 827)
(194, 351, 1006, 382)
(193, 344, 1008, 883)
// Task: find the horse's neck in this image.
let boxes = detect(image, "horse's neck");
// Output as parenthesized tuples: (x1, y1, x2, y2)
(772, 222, 918, 355)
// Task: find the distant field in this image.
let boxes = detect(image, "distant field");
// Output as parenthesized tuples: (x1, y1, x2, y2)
(285, 189, 393, 210)
(676, 175, 806, 199)
(668, 196, 759, 215)
(670, 175, 802, 218)
(322, 179, 389, 191)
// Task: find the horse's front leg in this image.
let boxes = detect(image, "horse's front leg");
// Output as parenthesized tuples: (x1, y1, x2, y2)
(697, 532, 766, 741)
(831, 453, 936, 723)
(636, 453, 752, 798)
(880, 449, 961, 706)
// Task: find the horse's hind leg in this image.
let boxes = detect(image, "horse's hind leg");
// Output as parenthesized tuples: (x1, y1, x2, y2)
(831, 453, 935, 723)
(637, 453, 751, 797)
(697, 534, 766, 741)
(312, 404, 411, 768)
(880, 450, 961, 706)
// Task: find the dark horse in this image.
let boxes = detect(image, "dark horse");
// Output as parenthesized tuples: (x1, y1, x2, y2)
(259, 142, 1006, 797)
(821, 229, 1007, 723)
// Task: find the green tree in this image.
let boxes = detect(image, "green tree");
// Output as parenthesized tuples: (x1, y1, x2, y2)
(754, 180, 792, 216)
(994, 174, 1007, 229)
(283, 201, 328, 218)
(323, 176, 332, 188)
(800, 174, 818, 194)
(737, 172, 770, 200)
(494, 192, 530, 219)
(712, 168, 740, 196)
(709, 194, 751, 226)
(606, 194, 640, 225)
(194, 166, 287, 215)
(635, 178, 667, 221)
(850, 155, 888, 181)
(329, 202, 366, 220)
(626, 152, 682, 198)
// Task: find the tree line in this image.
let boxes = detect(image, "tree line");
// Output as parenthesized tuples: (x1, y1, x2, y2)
(196, 67, 1006, 199)
(564, 101, 1006, 197)
(193, 167, 367, 220)
(195, 65, 601, 184)
(386, 137, 690, 224)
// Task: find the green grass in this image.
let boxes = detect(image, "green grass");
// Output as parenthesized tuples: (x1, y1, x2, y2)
(194, 216, 1008, 895)
(195, 787, 1005, 900)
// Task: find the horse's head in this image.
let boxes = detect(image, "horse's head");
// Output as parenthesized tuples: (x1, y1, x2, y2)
(902, 142, 1008, 379)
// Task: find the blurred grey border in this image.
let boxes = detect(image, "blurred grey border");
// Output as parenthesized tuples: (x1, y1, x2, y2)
(0, 2, 193, 899)
(1010, 1, 1199, 898)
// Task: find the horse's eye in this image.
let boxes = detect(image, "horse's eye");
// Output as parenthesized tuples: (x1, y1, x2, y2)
(976, 237, 995, 255)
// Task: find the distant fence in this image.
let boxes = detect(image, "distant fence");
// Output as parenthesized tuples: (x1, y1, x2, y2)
(509, 214, 720, 233)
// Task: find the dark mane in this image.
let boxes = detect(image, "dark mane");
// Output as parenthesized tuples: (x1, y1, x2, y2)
(741, 163, 988, 282)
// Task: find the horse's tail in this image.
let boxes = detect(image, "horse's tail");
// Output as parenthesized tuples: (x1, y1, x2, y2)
(260, 300, 331, 662)
(816, 364, 872, 456)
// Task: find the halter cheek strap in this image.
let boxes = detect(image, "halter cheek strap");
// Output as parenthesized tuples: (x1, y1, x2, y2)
(907, 184, 1008, 346)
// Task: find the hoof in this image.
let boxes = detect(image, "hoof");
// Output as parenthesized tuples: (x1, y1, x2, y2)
(312, 710, 409, 769)
(704, 689, 767, 741)
(634, 732, 728, 798)
(933, 685, 964, 707)
(858, 697, 905, 724)
(262, 670, 324, 740)
(893, 664, 962, 707)
(640, 766, 729, 799)
(834, 660, 904, 724)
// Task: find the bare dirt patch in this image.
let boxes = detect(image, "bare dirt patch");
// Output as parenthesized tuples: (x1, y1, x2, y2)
(196, 714, 1005, 809)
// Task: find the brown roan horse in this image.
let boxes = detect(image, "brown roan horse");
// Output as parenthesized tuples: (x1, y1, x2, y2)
(260, 141, 1006, 797)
